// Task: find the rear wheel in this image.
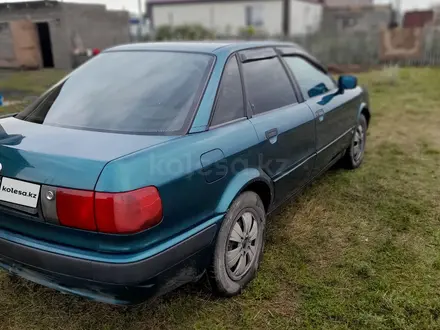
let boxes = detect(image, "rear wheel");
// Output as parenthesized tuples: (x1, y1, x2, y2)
(342, 114, 367, 169)
(209, 191, 266, 297)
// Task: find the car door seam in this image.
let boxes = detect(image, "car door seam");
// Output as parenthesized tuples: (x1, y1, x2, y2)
(316, 126, 354, 155)
(273, 153, 316, 183)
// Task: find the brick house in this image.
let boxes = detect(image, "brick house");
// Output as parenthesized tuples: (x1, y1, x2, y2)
(0, 1, 130, 69)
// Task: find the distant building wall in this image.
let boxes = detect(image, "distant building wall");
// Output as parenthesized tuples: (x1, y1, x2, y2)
(380, 27, 423, 61)
(320, 5, 392, 33)
(9, 20, 43, 69)
(150, 0, 323, 36)
(403, 10, 434, 28)
(0, 1, 70, 69)
(290, 25, 440, 68)
(62, 3, 130, 52)
(324, 0, 373, 8)
(0, 22, 16, 68)
(0, 1, 129, 69)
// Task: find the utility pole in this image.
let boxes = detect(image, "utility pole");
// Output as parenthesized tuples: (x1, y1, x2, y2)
(395, 0, 401, 13)
(389, 0, 401, 28)
(282, 0, 290, 37)
(396, 0, 402, 25)
(138, 0, 143, 41)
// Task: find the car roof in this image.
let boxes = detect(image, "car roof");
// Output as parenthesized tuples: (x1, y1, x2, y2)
(106, 41, 305, 56)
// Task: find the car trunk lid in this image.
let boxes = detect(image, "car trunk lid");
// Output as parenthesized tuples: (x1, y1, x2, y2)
(0, 117, 176, 190)
(0, 117, 177, 248)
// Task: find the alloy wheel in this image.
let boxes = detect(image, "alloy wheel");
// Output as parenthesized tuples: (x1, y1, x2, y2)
(225, 211, 259, 281)
(353, 124, 365, 163)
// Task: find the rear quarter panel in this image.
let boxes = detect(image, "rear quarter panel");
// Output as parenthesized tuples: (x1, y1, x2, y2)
(96, 119, 264, 252)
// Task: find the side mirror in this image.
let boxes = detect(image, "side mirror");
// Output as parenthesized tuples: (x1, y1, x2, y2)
(338, 75, 358, 91)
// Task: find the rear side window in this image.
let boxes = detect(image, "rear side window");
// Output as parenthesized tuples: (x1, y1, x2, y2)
(211, 56, 245, 126)
(283, 56, 337, 99)
(16, 51, 214, 134)
(241, 56, 296, 115)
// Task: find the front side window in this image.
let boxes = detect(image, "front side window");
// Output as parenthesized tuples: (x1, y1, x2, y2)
(16, 51, 214, 134)
(283, 56, 337, 99)
(242, 56, 296, 115)
(211, 56, 245, 126)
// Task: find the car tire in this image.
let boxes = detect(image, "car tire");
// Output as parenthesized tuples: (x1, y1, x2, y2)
(342, 114, 368, 169)
(209, 191, 266, 297)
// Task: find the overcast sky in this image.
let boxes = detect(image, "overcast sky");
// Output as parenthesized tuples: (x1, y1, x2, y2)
(3, 0, 440, 13)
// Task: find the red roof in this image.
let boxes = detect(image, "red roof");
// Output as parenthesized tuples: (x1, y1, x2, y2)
(403, 10, 434, 28)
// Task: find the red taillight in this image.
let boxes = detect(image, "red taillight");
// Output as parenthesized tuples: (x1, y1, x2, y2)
(95, 187, 163, 234)
(51, 186, 162, 234)
(56, 188, 96, 231)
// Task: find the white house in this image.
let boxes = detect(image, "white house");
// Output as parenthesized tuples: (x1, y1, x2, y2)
(324, 0, 372, 7)
(146, 0, 323, 36)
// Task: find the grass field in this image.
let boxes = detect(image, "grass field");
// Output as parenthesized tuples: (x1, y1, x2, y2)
(0, 69, 66, 115)
(0, 68, 439, 330)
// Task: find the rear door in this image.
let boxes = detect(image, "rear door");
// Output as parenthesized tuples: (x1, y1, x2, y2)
(239, 48, 316, 205)
(281, 54, 356, 176)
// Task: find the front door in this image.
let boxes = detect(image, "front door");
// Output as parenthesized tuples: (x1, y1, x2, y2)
(306, 90, 356, 175)
(282, 55, 356, 176)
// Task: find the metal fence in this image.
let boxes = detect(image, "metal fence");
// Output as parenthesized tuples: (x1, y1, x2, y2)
(291, 26, 440, 68)
(292, 31, 381, 67)
(59, 26, 440, 72)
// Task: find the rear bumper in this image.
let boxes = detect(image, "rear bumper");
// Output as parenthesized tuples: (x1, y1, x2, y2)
(0, 224, 217, 304)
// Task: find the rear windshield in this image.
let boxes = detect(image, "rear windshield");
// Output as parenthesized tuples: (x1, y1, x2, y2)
(16, 51, 214, 134)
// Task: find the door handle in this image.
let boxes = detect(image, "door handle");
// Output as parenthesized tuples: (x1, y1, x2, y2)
(316, 109, 325, 122)
(265, 128, 278, 144)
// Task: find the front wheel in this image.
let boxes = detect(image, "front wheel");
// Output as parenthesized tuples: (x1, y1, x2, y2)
(342, 114, 368, 169)
(209, 191, 266, 297)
